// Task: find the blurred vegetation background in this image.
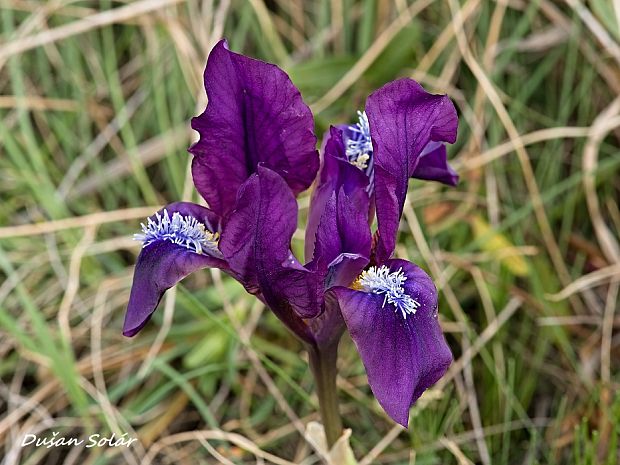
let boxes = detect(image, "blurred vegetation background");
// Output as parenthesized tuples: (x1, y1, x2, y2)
(1, 0, 619, 464)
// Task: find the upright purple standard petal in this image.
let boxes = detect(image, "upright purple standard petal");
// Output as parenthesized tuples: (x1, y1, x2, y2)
(333, 259, 452, 427)
(190, 40, 319, 218)
(366, 79, 458, 262)
(305, 127, 369, 263)
(311, 188, 371, 289)
(124, 202, 227, 337)
(220, 166, 320, 341)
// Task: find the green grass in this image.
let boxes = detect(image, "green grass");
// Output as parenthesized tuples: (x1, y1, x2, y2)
(1, 1, 619, 464)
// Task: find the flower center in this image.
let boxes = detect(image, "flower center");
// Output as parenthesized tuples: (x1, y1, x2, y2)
(346, 111, 373, 168)
(345, 111, 374, 191)
(353, 265, 420, 319)
(134, 209, 221, 256)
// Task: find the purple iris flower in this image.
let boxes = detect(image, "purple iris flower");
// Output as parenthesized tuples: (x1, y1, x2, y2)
(123, 40, 319, 337)
(251, 116, 456, 426)
(124, 39, 458, 430)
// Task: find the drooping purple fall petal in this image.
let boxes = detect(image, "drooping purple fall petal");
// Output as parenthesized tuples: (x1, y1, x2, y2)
(220, 166, 320, 341)
(366, 79, 458, 262)
(190, 40, 319, 218)
(333, 259, 452, 427)
(124, 202, 227, 337)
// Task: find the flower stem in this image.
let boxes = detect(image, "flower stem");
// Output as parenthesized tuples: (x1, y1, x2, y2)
(308, 342, 343, 449)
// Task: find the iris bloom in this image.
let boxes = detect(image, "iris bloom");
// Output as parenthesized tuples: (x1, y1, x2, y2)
(124, 40, 458, 432)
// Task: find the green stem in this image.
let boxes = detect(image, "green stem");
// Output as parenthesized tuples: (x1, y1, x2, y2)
(308, 342, 343, 449)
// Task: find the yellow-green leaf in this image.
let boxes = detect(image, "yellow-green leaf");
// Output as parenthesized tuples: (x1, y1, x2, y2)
(471, 215, 529, 277)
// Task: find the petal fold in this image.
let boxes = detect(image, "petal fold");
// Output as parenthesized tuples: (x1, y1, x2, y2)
(366, 78, 458, 262)
(220, 166, 320, 340)
(412, 141, 459, 186)
(190, 40, 319, 218)
(124, 202, 226, 337)
(333, 259, 452, 427)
